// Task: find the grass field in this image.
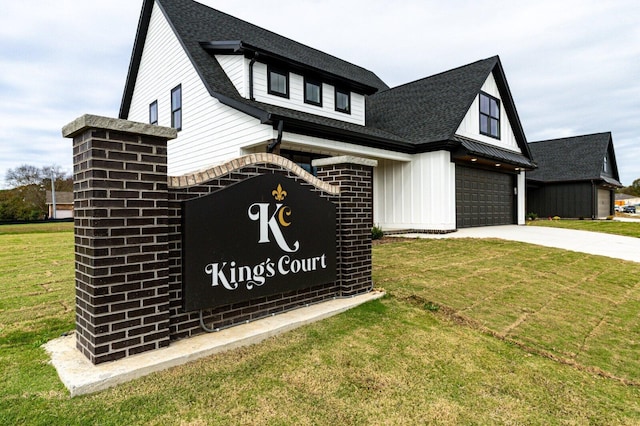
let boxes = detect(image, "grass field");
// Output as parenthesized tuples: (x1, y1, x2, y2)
(528, 218, 640, 238)
(1, 223, 640, 424)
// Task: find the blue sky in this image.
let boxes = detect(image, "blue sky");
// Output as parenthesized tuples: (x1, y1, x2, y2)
(1, 0, 638, 187)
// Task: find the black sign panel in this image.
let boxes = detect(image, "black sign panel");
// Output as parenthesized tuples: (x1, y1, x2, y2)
(182, 174, 336, 312)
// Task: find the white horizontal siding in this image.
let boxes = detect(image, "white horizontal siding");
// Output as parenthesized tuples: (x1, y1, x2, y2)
(215, 55, 247, 97)
(251, 62, 365, 125)
(374, 151, 456, 231)
(455, 73, 521, 152)
(127, 2, 272, 176)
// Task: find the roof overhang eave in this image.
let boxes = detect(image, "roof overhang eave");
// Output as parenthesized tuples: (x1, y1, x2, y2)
(200, 40, 381, 95)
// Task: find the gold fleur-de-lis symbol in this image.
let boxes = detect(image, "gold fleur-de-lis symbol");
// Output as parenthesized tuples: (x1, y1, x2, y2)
(272, 184, 287, 201)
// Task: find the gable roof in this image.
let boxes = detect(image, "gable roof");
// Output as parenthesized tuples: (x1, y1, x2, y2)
(120, 0, 388, 119)
(366, 56, 533, 163)
(119, 0, 533, 164)
(527, 132, 622, 186)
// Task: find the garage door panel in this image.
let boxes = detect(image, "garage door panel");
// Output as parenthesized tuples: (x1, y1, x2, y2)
(456, 165, 515, 228)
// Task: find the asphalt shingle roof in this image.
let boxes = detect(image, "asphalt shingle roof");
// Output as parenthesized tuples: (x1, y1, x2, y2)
(159, 0, 387, 94)
(120, 0, 533, 165)
(527, 132, 621, 185)
(367, 57, 498, 144)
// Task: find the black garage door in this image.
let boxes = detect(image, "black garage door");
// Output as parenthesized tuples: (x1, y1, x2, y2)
(456, 165, 515, 228)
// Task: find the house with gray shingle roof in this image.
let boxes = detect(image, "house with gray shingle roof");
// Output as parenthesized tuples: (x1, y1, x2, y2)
(526, 132, 622, 219)
(120, 0, 535, 231)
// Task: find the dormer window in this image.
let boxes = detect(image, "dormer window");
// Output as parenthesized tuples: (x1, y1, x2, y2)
(268, 66, 289, 98)
(335, 88, 350, 114)
(304, 78, 322, 107)
(479, 92, 500, 139)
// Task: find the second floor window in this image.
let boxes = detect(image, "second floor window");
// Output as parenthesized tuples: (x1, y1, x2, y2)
(335, 88, 350, 114)
(268, 67, 289, 98)
(304, 78, 322, 106)
(171, 85, 182, 131)
(479, 92, 500, 139)
(149, 100, 158, 125)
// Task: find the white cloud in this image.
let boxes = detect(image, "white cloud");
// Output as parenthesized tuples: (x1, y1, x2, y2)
(1, 0, 638, 187)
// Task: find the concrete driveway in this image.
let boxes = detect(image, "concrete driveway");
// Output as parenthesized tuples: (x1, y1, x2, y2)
(397, 224, 640, 263)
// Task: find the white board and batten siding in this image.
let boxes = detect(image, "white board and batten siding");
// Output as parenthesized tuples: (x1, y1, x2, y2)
(517, 172, 526, 224)
(217, 58, 366, 126)
(374, 151, 457, 231)
(455, 73, 521, 153)
(127, 3, 272, 176)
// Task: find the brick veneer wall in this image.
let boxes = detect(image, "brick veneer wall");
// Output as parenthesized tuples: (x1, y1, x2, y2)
(64, 115, 177, 364)
(64, 116, 375, 364)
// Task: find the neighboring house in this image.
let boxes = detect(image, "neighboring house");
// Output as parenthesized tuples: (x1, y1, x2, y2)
(45, 191, 74, 219)
(615, 193, 640, 207)
(526, 133, 622, 219)
(119, 0, 535, 231)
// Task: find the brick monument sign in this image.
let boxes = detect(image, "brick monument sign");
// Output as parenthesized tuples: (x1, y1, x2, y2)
(63, 115, 376, 365)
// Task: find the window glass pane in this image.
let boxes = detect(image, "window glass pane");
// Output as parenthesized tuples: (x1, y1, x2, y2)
(480, 94, 490, 114)
(173, 110, 182, 130)
(149, 101, 158, 125)
(480, 116, 488, 134)
(490, 118, 499, 136)
(336, 90, 349, 112)
(305, 81, 321, 104)
(270, 71, 287, 95)
(172, 87, 181, 108)
(171, 85, 182, 130)
(490, 98, 499, 118)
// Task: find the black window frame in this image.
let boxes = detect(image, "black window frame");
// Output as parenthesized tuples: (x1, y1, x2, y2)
(171, 85, 182, 131)
(479, 92, 500, 139)
(267, 66, 289, 98)
(304, 77, 322, 107)
(335, 88, 350, 114)
(149, 100, 158, 125)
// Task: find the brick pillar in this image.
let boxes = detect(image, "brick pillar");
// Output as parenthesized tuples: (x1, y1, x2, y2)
(63, 115, 177, 364)
(313, 156, 377, 297)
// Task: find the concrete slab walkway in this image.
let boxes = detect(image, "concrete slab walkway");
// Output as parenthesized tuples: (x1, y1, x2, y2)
(44, 291, 385, 397)
(395, 224, 640, 263)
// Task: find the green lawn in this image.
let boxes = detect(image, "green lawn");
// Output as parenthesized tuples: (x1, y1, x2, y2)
(2, 224, 640, 424)
(528, 218, 640, 238)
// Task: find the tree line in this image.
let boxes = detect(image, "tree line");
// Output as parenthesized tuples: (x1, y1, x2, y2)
(1, 165, 73, 222)
(618, 178, 640, 197)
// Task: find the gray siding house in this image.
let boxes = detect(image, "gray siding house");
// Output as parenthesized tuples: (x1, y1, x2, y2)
(526, 133, 622, 219)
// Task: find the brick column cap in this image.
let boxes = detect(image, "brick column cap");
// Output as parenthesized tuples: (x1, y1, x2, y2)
(312, 155, 378, 168)
(62, 114, 177, 140)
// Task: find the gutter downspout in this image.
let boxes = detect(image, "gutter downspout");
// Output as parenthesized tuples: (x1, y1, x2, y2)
(249, 54, 257, 101)
(267, 120, 284, 154)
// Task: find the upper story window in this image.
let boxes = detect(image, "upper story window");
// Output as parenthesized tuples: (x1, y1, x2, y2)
(304, 78, 322, 107)
(149, 100, 158, 125)
(603, 155, 608, 173)
(335, 88, 350, 114)
(479, 92, 500, 139)
(268, 66, 289, 98)
(171, 85, 182, 131)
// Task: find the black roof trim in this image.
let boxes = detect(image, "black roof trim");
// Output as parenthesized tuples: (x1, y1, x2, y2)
(278, 118, 416, 153)
(200, 40, 380, 95)
(453, 136, 535, 169)
(119, 0, 154, 119)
